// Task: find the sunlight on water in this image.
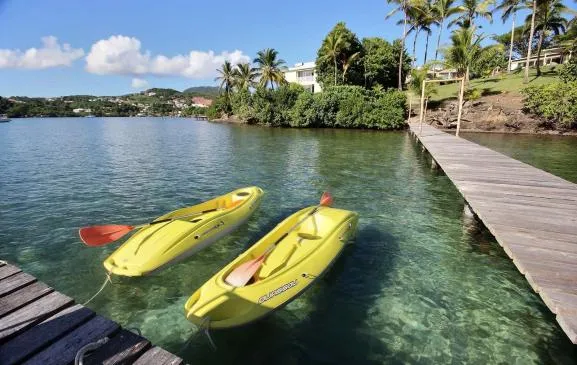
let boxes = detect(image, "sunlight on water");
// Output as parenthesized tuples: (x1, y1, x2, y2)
(0, 118, 575, 364)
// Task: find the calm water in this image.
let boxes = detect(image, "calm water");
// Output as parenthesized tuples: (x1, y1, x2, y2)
(462, 132, 577, 184)
(1, 118, 575, 364)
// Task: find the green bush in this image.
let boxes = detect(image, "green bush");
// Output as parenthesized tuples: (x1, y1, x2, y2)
(290, 86, 407, 130)
(558, 59, 577, 83)
(206, 95, 230, 120)
(522, 82, 577, 129)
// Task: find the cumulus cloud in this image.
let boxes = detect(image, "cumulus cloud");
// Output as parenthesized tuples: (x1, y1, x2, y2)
(85, 35, 250, 78)
(131, 78, 149, 89)
(0, 36, 84, 69)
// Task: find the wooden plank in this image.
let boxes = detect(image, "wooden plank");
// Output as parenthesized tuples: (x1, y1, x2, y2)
(0, 265, 21, 281)
(133, 346, 183, 365)
(410, 123, 577, 344)
(0, 304, 94, 365)
(83, 329, 151, 365)
(0, 291, 73, 343)
(0, 281, 53, 318)
(0, 272, 37, 297)
(23, 315, 120, 365)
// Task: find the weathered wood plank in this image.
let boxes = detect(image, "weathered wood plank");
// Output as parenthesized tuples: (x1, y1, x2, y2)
(0, 281, 53, 318)
(133, 346, 184, 365)
(0, 304, 94, 365)
(84, 329, 151, 365)
(0, 272, 37, 297)
(23, 315, 120, 365)
(0, 291, 73, 343)
(0, 265, 21, 281)
(410, 123, 577, 345)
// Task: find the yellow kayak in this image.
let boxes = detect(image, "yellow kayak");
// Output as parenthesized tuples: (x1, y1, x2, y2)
(184, 205, 358, 328)
(103, 186, 264, 277)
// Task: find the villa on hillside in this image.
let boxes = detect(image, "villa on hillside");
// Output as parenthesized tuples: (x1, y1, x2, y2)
(283, 62, 322, 93)
(191, 96, 213, 108)
(510, 47, 573, 71)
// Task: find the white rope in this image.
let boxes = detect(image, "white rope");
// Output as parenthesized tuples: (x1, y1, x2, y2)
(82, 272, 112, 306)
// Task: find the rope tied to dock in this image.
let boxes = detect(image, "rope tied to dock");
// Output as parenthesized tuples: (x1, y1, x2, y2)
(178, 316, 217, 355)
(74, 336, 109, 365)
(82, 271, 112, 306)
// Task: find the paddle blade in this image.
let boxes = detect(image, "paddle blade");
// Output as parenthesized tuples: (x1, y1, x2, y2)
(224, 255, 266, 288)
(79, 225, 134, 246)
(320, 192, 333, 207)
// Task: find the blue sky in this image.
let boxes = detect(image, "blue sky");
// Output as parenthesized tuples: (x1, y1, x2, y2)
(0, 0, 572, 97)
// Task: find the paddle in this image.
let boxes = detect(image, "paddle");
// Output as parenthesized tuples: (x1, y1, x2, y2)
(225, 192, 333, 288)
(79, 209, 216, 246)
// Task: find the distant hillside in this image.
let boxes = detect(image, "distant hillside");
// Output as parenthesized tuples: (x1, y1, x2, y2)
(182, 86, 219, 99)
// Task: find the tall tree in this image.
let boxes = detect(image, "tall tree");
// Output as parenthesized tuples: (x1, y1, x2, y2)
(386, 0, 417, 89)
(215, 61, 235, 96)
(450, 0, 494, 28)
(432, 0, 460, 61)
(421, 2, 440, 64)
(362, 37, 411, 89)
(401, 3, 433, 66)
(253, 48, 287, 90)
(527, 0, 569, 76)
(342, 52, 361, 83)
(319, 32, 345, 86)
(524, 0, 538, 83)
(316, 22, 364, 88)
(233, 63, 257, 90)
(495, 0, 524, 72)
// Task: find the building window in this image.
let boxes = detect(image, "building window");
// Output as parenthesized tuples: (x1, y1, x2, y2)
(297, 70, 314, 82)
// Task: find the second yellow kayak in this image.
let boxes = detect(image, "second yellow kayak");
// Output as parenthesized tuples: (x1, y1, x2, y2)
(184, 205, 358, 328)
(103, 186, 264, 277)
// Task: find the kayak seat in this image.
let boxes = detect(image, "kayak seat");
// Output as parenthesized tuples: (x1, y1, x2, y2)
(257, 241, 298, 280)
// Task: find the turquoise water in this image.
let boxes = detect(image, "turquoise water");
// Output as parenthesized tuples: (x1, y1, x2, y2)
(0, 118, 575, 364)
(462, 132, 577, 184)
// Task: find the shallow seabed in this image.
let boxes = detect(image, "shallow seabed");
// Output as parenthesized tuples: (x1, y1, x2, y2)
(0, 118, 575, 364)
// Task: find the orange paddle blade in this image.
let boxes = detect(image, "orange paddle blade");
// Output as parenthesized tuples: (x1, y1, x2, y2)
(225, 254, 266, 287)
(320, 192, 333, 207)
(79, 225, 134, 246)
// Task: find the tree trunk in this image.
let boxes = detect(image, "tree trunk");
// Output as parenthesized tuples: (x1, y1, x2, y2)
(412, 28, 420, 67)
(424, 32, 430, 65)
(524, 0, 537, 84)
(535, 28, 545, 76)
(398, 3, 408, 90)
(507, 14, 515, 73)
(435, 18, 444, 62)
(334, 57, 338, 86)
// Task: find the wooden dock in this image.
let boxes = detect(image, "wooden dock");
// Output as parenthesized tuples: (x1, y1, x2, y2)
(0, 261, 185, 365)
(409, 123, 577, 344)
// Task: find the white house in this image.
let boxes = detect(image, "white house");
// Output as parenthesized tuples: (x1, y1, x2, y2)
(510, 47, 573, 71)
(283, 62, 322, 93)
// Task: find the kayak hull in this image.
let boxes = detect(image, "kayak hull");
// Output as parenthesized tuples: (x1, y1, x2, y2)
(184, 206, 358, 329)
(103, 186, 264, 277)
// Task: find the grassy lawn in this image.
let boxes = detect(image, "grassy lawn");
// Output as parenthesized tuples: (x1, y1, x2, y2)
(428, 67, 560, 103)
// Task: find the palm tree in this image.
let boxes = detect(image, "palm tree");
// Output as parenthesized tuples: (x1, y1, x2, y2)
(526, 0, 569, 76)
(496, 0, 524, 73)
(387, 0, 419, 89)
(342, 52, 361, 82)
(233, 63, 257, 90)
(444, 26, 494, 83)
(253, 48, 287, 89)
(450, 0, 494, 28)
(421, 4, 440, 64)
(215, 61, 235, 96)
(400, 4, 432, 66)
(318, 32, 345, 86)
(524, 0, 537, 83)
(432, 0, 460, 61)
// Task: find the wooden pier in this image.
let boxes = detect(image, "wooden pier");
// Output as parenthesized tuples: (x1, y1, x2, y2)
(0, 261, 185, 365)
(410, 123, 577, 344)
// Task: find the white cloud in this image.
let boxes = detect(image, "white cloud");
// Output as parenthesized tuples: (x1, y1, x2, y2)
(0, 36, 84, 69)
(131, 78, 149, 89)
(85, 35, 249, 78)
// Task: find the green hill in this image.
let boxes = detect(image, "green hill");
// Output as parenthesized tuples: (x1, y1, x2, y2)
(182, 86, 219, 98)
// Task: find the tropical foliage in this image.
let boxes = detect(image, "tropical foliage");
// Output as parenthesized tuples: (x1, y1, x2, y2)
(362, 38, 411, 90)
(522, 82, 577, 128)
(253, 48, 287, 89)
(316, 22, 365, 87)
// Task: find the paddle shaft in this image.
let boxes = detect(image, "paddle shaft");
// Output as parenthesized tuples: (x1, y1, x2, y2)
(132, 208, 217, 229)
(259, 205, 322, 259)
